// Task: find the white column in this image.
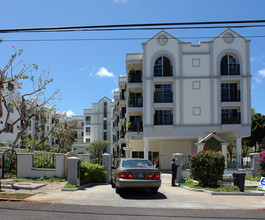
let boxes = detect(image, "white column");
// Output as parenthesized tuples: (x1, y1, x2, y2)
(144, 137, 149, 159)
(196, 143, 204, 152)
(236, 137, 242, 168)
(222, 143, 228, 169)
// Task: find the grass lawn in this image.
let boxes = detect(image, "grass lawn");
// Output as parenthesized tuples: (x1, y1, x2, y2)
(14, 177, 66, 182)
(183, 184, 264, 192)
(0, 193, 34, 199)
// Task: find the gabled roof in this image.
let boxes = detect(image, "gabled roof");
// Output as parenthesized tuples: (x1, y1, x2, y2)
(99, 96, 111, 102)
(198, 132, 227, 144)
(143, 30, 180, 45)
(213, 28, 248, 42)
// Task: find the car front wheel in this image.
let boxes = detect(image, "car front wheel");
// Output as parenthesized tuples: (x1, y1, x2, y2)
(115, 183, 121, 194)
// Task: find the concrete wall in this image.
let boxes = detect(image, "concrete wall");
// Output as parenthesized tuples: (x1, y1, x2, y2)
(17, 153, 65, 178)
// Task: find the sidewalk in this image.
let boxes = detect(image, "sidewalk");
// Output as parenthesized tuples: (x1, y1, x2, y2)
(1, 174, 264, 210)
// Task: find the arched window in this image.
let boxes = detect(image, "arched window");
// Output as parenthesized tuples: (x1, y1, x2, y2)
(104, 102, 107, 118)
(154, 56, 172, 77)
(221, 55, 240, 75)
(86, 116, 90, 124)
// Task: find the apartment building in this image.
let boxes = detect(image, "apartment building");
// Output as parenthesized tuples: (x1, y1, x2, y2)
(0, 81, 21, 146)
(112, 29, 251, 169)
(71, 97, 113, 154)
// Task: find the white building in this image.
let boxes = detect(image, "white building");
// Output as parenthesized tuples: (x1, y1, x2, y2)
(0, 81, 21, 147)
(71, 97, 113, 154)
(112, 29, 251, 170)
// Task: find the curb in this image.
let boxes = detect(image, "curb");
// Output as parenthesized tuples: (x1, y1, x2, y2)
(0, 198, 54, 203)
(61, 183, 109, 191)
(182, 186, 265, 196)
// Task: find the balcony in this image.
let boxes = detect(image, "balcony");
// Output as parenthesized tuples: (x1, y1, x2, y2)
(128, 70, 142, 83)
(154, 112, 173, 125)
(128, 121, 143, 132)
(154, 92, 173, 103)
(128, 97, 143, 107)
(221, 90, 240, 102)
(221, 112, 241, 124)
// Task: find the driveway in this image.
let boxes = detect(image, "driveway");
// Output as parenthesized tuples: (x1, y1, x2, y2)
(25, 174, 265, 210)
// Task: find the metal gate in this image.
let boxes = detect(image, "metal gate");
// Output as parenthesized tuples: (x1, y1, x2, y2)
(2, 149, 17, 178)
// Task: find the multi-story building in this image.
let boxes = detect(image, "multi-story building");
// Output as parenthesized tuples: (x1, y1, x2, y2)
(113, 29, 251, 169)
(71, 97, 113, 154)
(0, 81, 21, 147)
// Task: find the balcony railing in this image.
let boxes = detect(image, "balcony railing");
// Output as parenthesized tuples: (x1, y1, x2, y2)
(221, 64, 240, 75)
(128, 71, 142, 83)
(221, 90, 240, 102)
(128, 97, 143, 107)
(221, 112, 241, 124)
(154, 91, 173, 103)
(128, 121, 143, 132)
(154, 113, 173, 125)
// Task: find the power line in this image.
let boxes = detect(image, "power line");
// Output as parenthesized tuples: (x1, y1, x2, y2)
(2, 35, 265, 43)
(1, 19, 265, 33)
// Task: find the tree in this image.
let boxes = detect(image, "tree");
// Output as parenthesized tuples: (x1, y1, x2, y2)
(227, 141, 235, 161)
(52, 121, 77, 153)
(87, 140, 110, 164)
(0, 46, 59, 170)
(244, 109, 265, 152)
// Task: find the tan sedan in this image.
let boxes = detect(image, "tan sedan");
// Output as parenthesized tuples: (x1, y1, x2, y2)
(111, 159, 161, 194)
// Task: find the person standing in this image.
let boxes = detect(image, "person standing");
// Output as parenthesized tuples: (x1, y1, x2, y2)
(154, 157, 160, 169)
(171, 157, 179, 186)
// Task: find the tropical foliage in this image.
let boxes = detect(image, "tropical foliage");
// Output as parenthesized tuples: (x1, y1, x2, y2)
(189, 150, 225, 187)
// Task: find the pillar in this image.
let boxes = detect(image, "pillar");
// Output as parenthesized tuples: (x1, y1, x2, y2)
(236, 137, 242, 168)
(250, 153, 259, 177)
(102, 153, 111, 183)
(67, 157, 81, 186)
(197, 143, 204, 152)
(144, 137, 149, 160)
(222, 143, 228, 168)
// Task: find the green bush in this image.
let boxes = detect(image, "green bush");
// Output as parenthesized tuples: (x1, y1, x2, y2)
(64, 183, 77, 188)
(80, 162, 106, 185)
(189, 151, 225, 187)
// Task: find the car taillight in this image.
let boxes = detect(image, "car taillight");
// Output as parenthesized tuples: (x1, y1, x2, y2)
(148, 172, 160, 178)
(119, 172, 133, 178)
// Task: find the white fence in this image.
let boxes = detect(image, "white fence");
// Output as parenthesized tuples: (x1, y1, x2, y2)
(17, 152, 90, 178)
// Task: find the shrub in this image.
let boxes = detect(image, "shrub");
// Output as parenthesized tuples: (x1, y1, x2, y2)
(258, 149, 265, 176)
(80, 162, 106, 185)
(189, 151, 225, 187)
(65, 183, 77, 188)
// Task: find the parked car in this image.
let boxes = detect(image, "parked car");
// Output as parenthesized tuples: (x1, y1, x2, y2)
(111, 158, 161, 194)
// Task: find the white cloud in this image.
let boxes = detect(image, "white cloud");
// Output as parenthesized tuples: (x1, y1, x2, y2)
(80, 65, 89, 72)
(66, 110, 75, 117)
(113, 0, 127, 4)
(258, 68, 265, 77)
(96, 67, 114, 78)
(111, 87, 119, 94)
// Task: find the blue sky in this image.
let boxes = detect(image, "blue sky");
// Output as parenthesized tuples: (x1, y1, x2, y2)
(1, 0, 265, 116)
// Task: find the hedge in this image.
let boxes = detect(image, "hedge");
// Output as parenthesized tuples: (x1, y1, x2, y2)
(80, 162, 106, 185)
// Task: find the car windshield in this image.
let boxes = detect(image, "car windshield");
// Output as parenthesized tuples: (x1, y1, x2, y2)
(122, 160, 153, 168)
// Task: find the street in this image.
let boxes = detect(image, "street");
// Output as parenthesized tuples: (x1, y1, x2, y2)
(0, 202, 264, 220)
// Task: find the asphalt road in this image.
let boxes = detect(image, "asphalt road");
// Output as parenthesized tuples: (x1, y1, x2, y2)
(0, 202, 264, 220)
